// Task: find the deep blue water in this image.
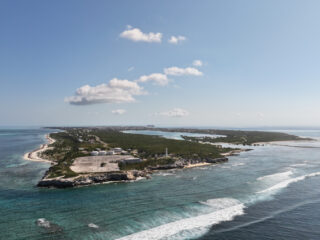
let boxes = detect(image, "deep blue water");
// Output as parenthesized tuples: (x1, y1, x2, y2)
(1, 128, 320, 239)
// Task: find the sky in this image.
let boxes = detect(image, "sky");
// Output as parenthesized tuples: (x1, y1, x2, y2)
(1, 0, 320, 127)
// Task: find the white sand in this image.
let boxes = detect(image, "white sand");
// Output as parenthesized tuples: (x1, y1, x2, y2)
(23, 134, 55, 163)
(184, 162, 211, 168)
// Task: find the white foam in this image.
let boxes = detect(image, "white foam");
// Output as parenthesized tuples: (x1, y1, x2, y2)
(290, 163, 307, 167)
(116, 198, 245, 240)
(232, 163, 245, 167)
(257, 170, 293, 181)
(155, 172, 175, 176)
(258, 171, 320, 194)
(36, 218, 50, 228)
(88, 223, 99, 229)
(196, 167, 209, 170)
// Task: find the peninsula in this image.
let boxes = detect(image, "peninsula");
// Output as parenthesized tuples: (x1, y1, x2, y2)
(25, 127, 308, 188)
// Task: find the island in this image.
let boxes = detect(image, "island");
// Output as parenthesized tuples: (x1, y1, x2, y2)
(24, 127, 308, 188)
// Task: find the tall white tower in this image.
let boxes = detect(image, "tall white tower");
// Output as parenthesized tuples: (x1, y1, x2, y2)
(165, 147, 168, 157)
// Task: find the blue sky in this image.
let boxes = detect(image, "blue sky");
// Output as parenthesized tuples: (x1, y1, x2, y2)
(1, 0, 320, 127)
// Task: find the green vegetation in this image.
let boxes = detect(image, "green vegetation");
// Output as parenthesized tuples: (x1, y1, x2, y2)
(181, 130, 305, 145)
(119, 158, 175, 170)
(43, 130, 105, 178)
(92, 129, 233, 159)
(42, 127, 306, 178)
(43, 132, 81, 178)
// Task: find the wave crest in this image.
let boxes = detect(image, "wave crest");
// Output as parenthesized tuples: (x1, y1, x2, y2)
(116, 198, 244, 240)
(258, 171, 320, 194)
(257, 170, 293, 181)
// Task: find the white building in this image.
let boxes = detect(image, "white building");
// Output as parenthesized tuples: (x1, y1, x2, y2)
(91, 151, 99, 156)
(98, 151, 106, 156)
(112, 147, 122, 154)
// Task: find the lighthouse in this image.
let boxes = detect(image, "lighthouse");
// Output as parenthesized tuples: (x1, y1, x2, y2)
(165, 147, 168, 158)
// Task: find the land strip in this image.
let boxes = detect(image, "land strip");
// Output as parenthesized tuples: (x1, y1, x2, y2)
(32, 126, 308, 188)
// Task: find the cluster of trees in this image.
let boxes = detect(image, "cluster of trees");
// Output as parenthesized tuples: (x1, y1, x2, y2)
(182, 130, 304, 145)
(44, 131, 106, 178)
(92, 130, 232, 160)
(119, 158, 175, 170)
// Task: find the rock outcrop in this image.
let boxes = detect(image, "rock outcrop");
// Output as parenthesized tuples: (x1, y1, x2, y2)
(37, 170, 148, 188)
(205, 157, 228, 163)
(37, 158, 230, 188)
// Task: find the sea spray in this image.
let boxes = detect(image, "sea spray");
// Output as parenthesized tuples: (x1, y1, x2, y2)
(258, 171, 320, 194)
(257, 170, 293, 181)
(116, 198, 245, 240)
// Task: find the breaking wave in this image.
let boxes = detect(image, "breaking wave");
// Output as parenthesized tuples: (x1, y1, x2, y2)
(116, 198, 245, 240)
(231, 162, 245, 167)
(290, 163, 307, 167)
(258, 171, 320, 194)
(36, 218, 51, 228)
(155, 172, 175, 177)
(257, 170, 293, 181)
(88, 223, 99, 229)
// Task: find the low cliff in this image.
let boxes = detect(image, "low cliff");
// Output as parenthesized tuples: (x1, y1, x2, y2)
(38, 170, 148, 188)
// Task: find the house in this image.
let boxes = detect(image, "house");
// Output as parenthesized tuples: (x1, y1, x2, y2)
(120, 158, 142, 164)
(91, 151, 99, 156)
(98, 151, 106, 156)
(106, 151, 115, 155)
(112, 147, 122, 154)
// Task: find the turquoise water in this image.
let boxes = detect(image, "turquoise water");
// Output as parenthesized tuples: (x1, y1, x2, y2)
(122, 130, 225, 140)
(1, 129, 320, 239)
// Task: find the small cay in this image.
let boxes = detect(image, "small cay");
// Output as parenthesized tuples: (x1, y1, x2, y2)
(32, 126, 307, 188)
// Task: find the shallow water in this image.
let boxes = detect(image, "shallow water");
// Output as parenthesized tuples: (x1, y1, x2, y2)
(122, 130, 224, 140)
(1, 128, 320, 239)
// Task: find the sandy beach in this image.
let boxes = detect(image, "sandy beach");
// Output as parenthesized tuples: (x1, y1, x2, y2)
(23, 134, 55, 163)
(184, 162, 212, 168)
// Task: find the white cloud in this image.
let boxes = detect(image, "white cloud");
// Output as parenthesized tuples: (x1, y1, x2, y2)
(164, 67, 203, 76)
(168, 35, 186, 44)
(112, 109, 126, 115)
(128, 66, 134, 72)
(65, 78, 145, 105)
(136, 73, 169, 86)
(192, 60, 203, 67)
(158, 108, 190, 118)
(120, 26, 162, 43)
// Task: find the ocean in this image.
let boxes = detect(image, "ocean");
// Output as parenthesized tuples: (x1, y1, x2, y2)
(1, 128, 320, 239)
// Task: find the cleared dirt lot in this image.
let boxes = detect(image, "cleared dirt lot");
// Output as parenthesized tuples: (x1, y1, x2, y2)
(70, 155, 134, 173)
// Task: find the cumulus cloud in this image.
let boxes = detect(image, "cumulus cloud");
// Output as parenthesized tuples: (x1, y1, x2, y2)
(168, 35, 186, 44)
(65, 78, 145, 105)
(112, 109, 126, 115)
(158, 108, 190, 117)
(164, 67, 203, 76)
(192, 60, 203, 67)
(120, 26, 162, 43)
(136, 73, 169, 86)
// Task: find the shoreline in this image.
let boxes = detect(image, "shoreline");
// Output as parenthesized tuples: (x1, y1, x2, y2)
(23, 134, 55, 163)
(183, 162, 212, 168)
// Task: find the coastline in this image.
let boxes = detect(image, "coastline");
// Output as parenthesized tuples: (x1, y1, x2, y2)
(23, 134, 55, 163)
(184, 162, 212, 168)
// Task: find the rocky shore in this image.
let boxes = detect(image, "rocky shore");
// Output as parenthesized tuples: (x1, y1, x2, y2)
(37, 157, 229, 188)
(37, 170, 149, 188)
